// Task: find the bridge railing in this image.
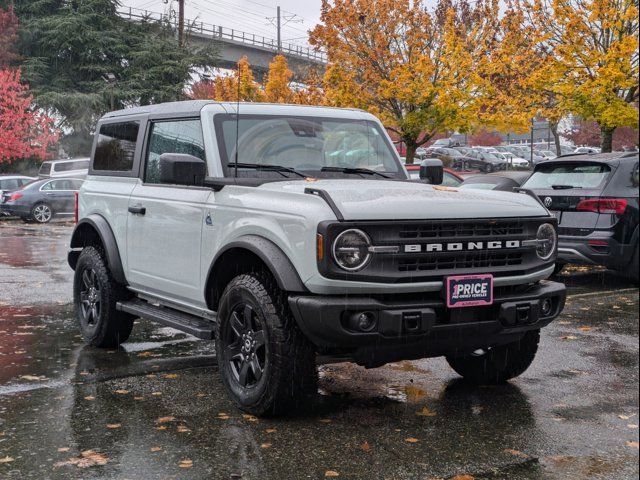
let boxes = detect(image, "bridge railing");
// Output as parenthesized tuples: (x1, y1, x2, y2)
(118, 6, 327, 64)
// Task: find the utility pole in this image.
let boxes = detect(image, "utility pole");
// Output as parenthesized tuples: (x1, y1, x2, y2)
(267, 6, 303, 53)
(178, 0, 185, 47)
(277, 6, 281, 52)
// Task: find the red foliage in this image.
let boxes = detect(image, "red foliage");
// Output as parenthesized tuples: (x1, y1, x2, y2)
(468, 129, 502, 146)
(190, 80, 217, 100)
(0, 69, 60, 163)
(564, 119, 639, 150)
(0, 6, 19, 67)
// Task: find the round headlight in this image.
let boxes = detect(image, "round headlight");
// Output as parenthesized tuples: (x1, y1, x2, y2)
(332, 229, 372, 271)
(536, 223, 557, 260)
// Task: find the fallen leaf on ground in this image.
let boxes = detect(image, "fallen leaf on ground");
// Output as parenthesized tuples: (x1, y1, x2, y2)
(54, 450, 108, 468)
(627, 424, 638, 429)
(179, 459, 193, 468)
(360, 441, 371, 452)
(150, 446, 162, 452)
(137, 351, 153, 357)
(106, 423, 121, 429)
(325, 471, 339, 478)
(20, 375, 45, 381)
(156, 426, 167, 431)
(560, 335, 577, 340)
(0, 456, 14, 463)
(405, 385, 427, 399)
(260, 443, 272, 449)
(578, 326, 592, 332)
(242, 414, 258, 422)
(265, 428, 277, 433)
(451, 476, 474, 480)
(405, 437, 419, 443)
(114, 389, 129, 395)
(57, 447, 70, 452)
(84, 396, 95, 401)
(156, 416, 175, 424)
(618, 414, 636, 420)
(176, 425, 191, 433)
(626, 441, 639, 449)
(504, 448, 529, 458)
(319, 418, 332, 423)
(164, 373, 179, 379)
(151, 392, 162, 396)
(133, 396, 144, 401)
(416, 406, 436, 417)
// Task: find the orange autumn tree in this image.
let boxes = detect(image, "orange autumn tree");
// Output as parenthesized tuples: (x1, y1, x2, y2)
(310, 0, 499, 163)
(191, 56, 264, 102)
(520, 0, 639, 152)
(264, 54, 295, 103)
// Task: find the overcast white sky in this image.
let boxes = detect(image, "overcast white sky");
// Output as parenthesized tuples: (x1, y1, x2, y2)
(122, 0, 324, 49)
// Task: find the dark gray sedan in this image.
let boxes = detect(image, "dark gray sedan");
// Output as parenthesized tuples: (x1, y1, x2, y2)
(0, 178, 83, 223)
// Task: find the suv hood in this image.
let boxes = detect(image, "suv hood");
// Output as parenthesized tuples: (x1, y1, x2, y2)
(258, 179, 546, 220)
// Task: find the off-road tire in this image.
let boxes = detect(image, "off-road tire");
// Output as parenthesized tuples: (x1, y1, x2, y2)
(73, 246, 134, 348)
(31, 202, 53, 223)
(216, 272, 316, 416)
(446, 330, 540, 384)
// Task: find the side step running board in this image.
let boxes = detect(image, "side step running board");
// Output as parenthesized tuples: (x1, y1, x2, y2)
(117, 299, 215, 340)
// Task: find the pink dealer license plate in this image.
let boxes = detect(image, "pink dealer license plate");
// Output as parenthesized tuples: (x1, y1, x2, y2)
(446, 274, 493, 308)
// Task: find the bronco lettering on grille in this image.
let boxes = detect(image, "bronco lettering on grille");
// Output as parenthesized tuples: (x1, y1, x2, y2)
(403, 240, 521, 253)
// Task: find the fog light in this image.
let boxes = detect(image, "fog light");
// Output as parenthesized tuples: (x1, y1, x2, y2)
(541, 298, 553, 316)
(349, 311, 377, 332)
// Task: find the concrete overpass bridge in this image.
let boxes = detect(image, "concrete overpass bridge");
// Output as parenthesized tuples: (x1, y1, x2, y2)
(118, 6, 327, 81)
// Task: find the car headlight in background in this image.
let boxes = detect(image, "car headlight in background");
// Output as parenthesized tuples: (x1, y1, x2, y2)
(536, 223, 557, 260)
(332, 229, 372, 271)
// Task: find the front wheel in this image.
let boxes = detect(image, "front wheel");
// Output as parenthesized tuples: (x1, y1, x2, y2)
(216, 273, 316, 416)
(484, 164, 493, 173)
(446, 330, 540, 384)
(73, 246, 134, 347)
(31, 202, 53, 223)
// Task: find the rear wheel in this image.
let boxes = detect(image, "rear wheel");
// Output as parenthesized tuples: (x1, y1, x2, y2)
(31, 202, 53, 223)
(484, 163, 493, 173)
(216, 273, 316, 416)
(446, 330, 540, 384)
(74, 246, 134, 347)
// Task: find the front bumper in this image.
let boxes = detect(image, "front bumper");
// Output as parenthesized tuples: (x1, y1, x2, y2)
(289, 280, 566, 367)
(558, 233, 635, 270)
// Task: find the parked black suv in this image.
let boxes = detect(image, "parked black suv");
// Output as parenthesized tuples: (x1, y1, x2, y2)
(523, 153, 639, 281)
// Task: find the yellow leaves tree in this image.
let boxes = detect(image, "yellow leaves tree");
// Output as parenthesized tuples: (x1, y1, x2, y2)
(521, 0, 639, 152)
(310, 0, 498, 163)
(192, 56, 264, 102)
(264, 54, 294, 103)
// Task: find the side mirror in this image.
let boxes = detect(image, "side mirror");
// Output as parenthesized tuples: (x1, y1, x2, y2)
(419, 158, 444, 185)
(159, 153, 206, 186)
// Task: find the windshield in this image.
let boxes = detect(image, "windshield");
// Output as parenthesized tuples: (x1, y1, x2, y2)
(214, 115, 402, 178)
(523, 162, 611, 189)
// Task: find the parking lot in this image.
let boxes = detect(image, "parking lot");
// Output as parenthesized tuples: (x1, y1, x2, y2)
(0, 220, 638, 479)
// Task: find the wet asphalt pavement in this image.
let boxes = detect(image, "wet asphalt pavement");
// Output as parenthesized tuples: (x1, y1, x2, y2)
(0, 221, 638, 479)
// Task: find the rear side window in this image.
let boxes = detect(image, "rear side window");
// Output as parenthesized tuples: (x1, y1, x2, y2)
(524, 162, 611, 190)
(144, 119, 206, 184)
(0, 179, 19, 190)
(54, 160, 89, 172)
(93, 122, 139, 172)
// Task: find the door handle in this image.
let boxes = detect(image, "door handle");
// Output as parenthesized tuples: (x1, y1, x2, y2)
(128, 205, 146, 215)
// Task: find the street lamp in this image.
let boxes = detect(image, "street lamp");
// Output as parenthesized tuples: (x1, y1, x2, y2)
(102, 73, 117, 111)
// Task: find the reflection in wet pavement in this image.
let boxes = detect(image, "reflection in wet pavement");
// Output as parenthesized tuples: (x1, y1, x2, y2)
(0, 291, 637, 479)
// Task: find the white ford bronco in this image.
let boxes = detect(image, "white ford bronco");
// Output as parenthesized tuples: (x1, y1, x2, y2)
(68, 101, 566, 416)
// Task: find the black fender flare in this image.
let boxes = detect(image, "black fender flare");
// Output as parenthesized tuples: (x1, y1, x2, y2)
(67, 214, 127, 285)
(205, 235, 307, 307)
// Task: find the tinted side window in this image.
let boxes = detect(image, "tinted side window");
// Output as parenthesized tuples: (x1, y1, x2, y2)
(94, 122, 139, 172)
(145, 119, 205, 184)
(0, 179, 19, 190)
(39, 163, 51, 175)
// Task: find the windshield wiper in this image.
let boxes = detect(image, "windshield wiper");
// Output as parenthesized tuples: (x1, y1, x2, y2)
(320, 166, 391, 178)
(551, 184, 581, 190)
(227, 163, 308, 178)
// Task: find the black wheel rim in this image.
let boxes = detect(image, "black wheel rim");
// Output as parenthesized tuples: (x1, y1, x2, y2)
(79, 268, 101, 326)
(224, 303, 266, 388)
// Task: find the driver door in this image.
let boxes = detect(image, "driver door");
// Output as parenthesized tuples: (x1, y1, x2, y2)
(126, 118, 212, 307)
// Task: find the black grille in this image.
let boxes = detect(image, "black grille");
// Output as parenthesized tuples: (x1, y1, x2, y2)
(399, 221, 525, 239)
(398, 251, 523, 272)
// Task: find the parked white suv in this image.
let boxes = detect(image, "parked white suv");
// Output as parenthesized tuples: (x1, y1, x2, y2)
(68, 101, 566, 416)
(39, 158, 90, 179)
